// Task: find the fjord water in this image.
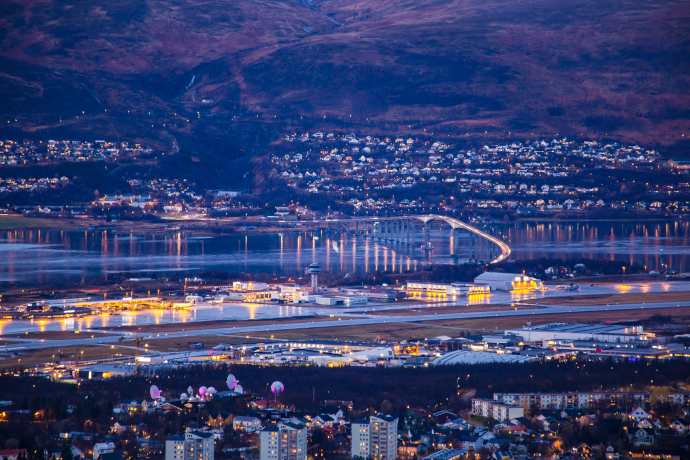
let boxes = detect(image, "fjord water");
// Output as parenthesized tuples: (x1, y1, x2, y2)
(0, 221, 688, 285)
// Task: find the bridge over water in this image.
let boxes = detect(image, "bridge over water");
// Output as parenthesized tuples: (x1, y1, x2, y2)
(313, 214, 511, 264)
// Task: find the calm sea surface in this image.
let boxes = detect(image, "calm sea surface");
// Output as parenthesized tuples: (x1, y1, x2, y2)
(0, 220, 688, 285)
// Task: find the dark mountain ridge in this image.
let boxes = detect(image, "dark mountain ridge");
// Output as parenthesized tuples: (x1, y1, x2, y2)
(0, 0, 688, 161)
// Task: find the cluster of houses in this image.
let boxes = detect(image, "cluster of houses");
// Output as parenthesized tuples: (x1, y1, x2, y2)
(156, 395, 690, 460)
(0, 139, 153, 165)
(0, 176, 71, 194)
(3, 133, 688, 218)
(270, 132, 688, 215)
(5, 389, 689, 460)
(129, 179, 205, 203)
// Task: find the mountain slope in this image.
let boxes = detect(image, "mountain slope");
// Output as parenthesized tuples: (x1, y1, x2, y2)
(0, 0, 688, 158)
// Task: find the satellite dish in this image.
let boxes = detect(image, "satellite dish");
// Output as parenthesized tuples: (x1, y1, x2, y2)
(208, 387, 216, 395)
(227, 374, 237, 390)
(199, 386, 207, 396)
(271, 381, 284, 395)
(150, 385, 161, 399)
(181, 393, 188, 400)
(235, 384, 244, 394)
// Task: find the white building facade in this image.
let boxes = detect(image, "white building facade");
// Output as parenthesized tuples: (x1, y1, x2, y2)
(185, 430, 214, 460)
(260, 422, 307, 460)
(472, 398, 524, 421)
(493, 391, 690, 410)
(351, 415, 398, 460)
(166, 431, 214, 460)
(93, 443, 116, 460)
(165, 436, 185, 460)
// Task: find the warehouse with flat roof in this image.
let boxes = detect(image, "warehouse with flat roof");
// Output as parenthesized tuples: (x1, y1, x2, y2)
(432, 350, 537, 365)
(504, 322, 650, 343)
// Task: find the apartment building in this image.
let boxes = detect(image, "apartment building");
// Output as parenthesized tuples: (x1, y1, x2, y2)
(493, 391, 690, 410)
(165, 436, 185, 460)
(166, 431, 214, 460)
(471, 398, 524, 422)
(185, 430, 214, 460)
(351, 415, 398, 460)
(260, 422, 307, 460)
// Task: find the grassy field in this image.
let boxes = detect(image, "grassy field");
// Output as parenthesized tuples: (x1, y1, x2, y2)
(422, 305, 690, 331)
(104, 315, 335, 333)
(1, 331, 116, 340)
(257, 322, 457, 342)
(244, 305, 690, 341)
(0, 343, 136, 370)
(131, 334, 259, 352)
(469, 415, 490, 426)
(531, 291, 690, 307)
(0, 215, 87, 230)
(364, 304, 529, 316)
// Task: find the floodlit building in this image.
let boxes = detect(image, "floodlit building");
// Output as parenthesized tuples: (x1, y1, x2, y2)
(473, 272, 543, 291)
(276, 284, 313, 302)
(260, 422, 307, 460)
(352, 415, 398, 460)
(406, 282, 491, 296)
(232, 281, 269, 291)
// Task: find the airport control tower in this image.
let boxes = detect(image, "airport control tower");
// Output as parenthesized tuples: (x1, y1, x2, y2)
(306, 262, 321, 293)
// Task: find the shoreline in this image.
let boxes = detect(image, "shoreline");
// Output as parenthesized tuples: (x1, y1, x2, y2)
(0, 214, 683, 233)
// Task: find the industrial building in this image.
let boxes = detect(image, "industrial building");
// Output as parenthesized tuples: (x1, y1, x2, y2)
(314, 295, 367, 306)
(345, 288, 399, 302)
(473, 272, 543, 291)
(406, 282, 491, 296)
(504, 322, 651, 344)
(432, 350, 537, 365)
(275, 284, 313, 302)
(216, 291, 276, 302)
(232, 281, 269, 291)
(352, 415, 398, 460)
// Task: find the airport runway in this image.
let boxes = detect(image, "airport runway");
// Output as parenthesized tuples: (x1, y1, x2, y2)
(4, 295, 689, 353)
(1, 280, 688, 337)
